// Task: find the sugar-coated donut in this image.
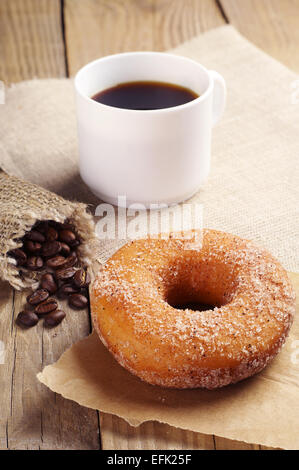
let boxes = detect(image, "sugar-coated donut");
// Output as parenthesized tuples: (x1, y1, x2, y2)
(91, 229, 295, 389)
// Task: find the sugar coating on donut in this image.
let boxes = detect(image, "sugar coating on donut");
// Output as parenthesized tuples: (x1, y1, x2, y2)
(91, 229, 295, 389)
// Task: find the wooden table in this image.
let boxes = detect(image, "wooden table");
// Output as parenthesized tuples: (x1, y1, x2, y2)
(0, 0, 298, 450)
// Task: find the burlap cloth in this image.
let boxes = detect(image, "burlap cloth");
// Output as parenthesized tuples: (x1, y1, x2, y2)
(0, 25, 298, 273)
(0, 25, 299, 449)
(0, 171, 98, 289)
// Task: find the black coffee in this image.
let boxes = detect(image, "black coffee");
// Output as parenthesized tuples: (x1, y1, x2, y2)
(91, 81, 198, 110)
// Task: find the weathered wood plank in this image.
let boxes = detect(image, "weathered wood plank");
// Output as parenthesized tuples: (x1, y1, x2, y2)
(64, 0, 225, 75)
(0, 0, 101, 450)
(100, 414, 215, 450)
(220, 0, 299, 73)
(1, 0, 284, 450)
(0, 286, 100, 449)
(0, 281, 15, 449)
(100, 414, 262, 450)
(0, 0, 66, 84)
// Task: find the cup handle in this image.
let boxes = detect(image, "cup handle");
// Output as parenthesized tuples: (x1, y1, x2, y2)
(209, 70, 226, 127)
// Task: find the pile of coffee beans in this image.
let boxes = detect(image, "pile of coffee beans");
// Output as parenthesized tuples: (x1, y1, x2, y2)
(8, 220, 90, 329)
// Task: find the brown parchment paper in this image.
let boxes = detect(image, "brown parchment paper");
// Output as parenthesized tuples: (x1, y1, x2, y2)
(38, 272, 299, 450)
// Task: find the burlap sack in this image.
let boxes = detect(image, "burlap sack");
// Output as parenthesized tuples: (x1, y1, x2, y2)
(0, 170, 98, 290)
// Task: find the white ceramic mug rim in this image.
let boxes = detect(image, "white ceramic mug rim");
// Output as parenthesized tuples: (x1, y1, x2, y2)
(74, 51, 213, 114)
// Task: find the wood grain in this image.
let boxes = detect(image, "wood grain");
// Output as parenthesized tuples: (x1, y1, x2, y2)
(0, 0, 66, 84)
(0, 283, 100, 449)
(100, 414, 216, 450)
(0, 282, 14, 449)
(220, 0, 299, 73)
(64, 0, 225, 75)
(0, 0, 100, 450)
(100, 414, 261, 450)
(1, 0, 286, 450)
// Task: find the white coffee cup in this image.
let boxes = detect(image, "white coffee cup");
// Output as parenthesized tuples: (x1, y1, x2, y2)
(75, 52, 226, 208)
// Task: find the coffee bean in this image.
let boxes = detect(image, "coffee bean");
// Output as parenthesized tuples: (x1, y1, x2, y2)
(14, 219, 90, 330)
(24, 240, 42, 253)
(34, 221, 48, 233)
(40, 273, 58, 294)
(46, 226, 58, 242)
(55, 267, 77, 282)
(46, 255, 66, 269)
(68, 239, 80, 248)
(60, 242, 71, 257)
(80, 287, 89, 297)
(27, 256, 43, 270)
(48, 220, 62, 229)
(27, 289, 49, 305)
(59, 229, 76, 245)
(68, 293, 88, 309)
(42, 241, 61, 257)
(60, 251, 77, 269)
(57, 283, 81, 298)
(24, 303, 36, 313)
(44, 310, 66, 328)
(60, 220, 75, 230)
(25, 230, 45, 243)
(16, 310, 39, 328)
(8, 248, 27, 266)
(73, 269, 91, 288)
(35, 297, 58, 316)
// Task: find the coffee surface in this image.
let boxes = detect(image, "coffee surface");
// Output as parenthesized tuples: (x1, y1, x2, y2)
(91, 81, 198, 110)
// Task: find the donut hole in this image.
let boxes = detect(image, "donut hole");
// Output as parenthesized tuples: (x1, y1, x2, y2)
(164, 259, 237, 312)
(166, 286, 218, 311)
(170, 300, 216, 312)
